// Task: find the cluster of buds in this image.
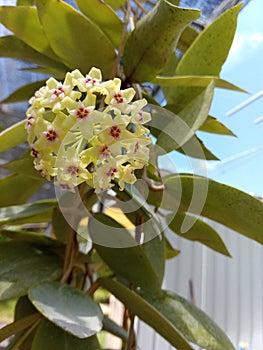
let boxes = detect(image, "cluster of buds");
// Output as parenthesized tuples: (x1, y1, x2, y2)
(26, 67, 152, 192)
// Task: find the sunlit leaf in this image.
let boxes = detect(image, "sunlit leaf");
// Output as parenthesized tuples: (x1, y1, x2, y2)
(123, 0, 200, 82)
(99, 277, 194, 350)
(0, 120, 27, 152)
(35, 0, 116, 77)
(176, 135, 220, 160)
(0, 241, 62, 300)
(164, 174, 263, 244)
(0, 35, 68, 75)
(29, 281, 103, 338)
(76, 0, 123, 48)
(0, 6, 59, 60)
(32, 320, 101, 350)
(177, 25, 198, 53)
(0, 80, 46, 104)
(165, 237, 180, 259)
(199, 115, 236, 136)
(103, 0, 125, 10)
(167, 211, 231, 256)
(139, 289, 235, 350)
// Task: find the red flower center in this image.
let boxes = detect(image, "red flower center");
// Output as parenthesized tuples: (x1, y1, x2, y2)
(45, 129, 58, 142)
(109, 125, 121, 139)
(106, 167, 117, 178)
(113, 93, 124, 104)
(76, 107, 90, 120)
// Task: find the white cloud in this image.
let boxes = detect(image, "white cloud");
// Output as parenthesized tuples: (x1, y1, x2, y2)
(228, 31, 263, 61)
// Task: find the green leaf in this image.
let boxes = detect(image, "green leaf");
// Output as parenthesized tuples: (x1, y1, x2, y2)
(52, 205, 70, 244)
(164, 174, 263, 244)
(177, 25, 198, 53)
(99, 277, 194, 350)
(103, 0, 125, 10)
(35, 0, 116, 77)
(199, 115, 236, 136)
(0, 241, 62, 300)
(167, 211, 231, 256)
(139, 289, 235, 350)
(165, 4, 242, 107)
(0, 200, 57, 226)
(123, 0, 200, 82)
(0, 6, 59, 60)
(76, 0, 123, 48)
(176, 4, 242, 77)
(153, 75, 246, 92)
(29, 281, 103, 338)
(0, 313, 40, 343)
(0, 120, 27, 152)
(0, 151, 42, 180)
(17, 0, 35, 5)
(155, 81, 215, 151)
(165, 237, 180, 259)
(89, 213, 163, 293)
(0, 174, 44, 207)
(0, 80, 46, 104)
(176, 134, 220, 160)
(0, 35, 68, 74)
(32, 320, 101, 350)
(0, 226, 62, 248)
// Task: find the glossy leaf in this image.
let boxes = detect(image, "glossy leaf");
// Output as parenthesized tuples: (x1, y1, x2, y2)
(0, 6, 59, 60)
(99, 277, 194, 350)
(0, 120, 27, 152)
(32, 320, 101, 350)
(35, 0, 116, 77)
(164, 174, 263, 244)
(0, 174, 44, 207)
(29, 281, 103, 338)
(0, 35, 68, 74)
(0, 241, 62, 300)
(0, 200, 56, 226)
(89, 213, 163, 293)
(165, 237, 180, 259)
(139, 289, 235, 350)
(153, 75, 245, 92)
(0, 80, 46, 104)
(167, 211, 231, 256)
(199, 115, 236, 136)
(17, 0, 35, 5)
(76, 0, 123, 48)
(177, 25, 198, 53)
(123, 0, 200, 82)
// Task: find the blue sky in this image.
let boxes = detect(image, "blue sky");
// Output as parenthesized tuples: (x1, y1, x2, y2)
(166, 0, 263, 198)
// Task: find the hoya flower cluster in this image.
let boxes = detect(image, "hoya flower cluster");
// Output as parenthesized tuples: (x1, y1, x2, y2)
(26, 67, 152, 192)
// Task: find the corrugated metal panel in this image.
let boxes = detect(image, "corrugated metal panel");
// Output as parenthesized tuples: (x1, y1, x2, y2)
(136, 222, 263, 350)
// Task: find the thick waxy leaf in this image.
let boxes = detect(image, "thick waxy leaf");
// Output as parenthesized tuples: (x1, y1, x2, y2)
(0, 35, 68, 74)
(103, 316, 128, 341)
(0, 6, 58, 60)
(17, 0, 35, 5)
(199, 115, 236, 136)
(0, 80, 46, 104)
(176, 4, 242, 76)
(0, 120, 27, 152)
(123, 0, 200, 82)
(29, 281, 103, 338)
(0, 242, 62, 300)
(0, 200, 56, 226)
(176, 134, 219, 160)
(139, 289, 235, 350)
(167, 211, 231, 256)
(153, 81, 214, 151)
(177, 25, 198, 53)
(76, 0, 123, 48)
(35, 0, 116, 77)
(165, 4, 242, 106)
(164, 174, 263, 244)
(153, 75, 245, 92)
(99, 277, 194, 350)
(32, 320, 101, 350)
(0, 174, 44, 207)
(89, 213, 164, 293)
(165, 237, 180, 259)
